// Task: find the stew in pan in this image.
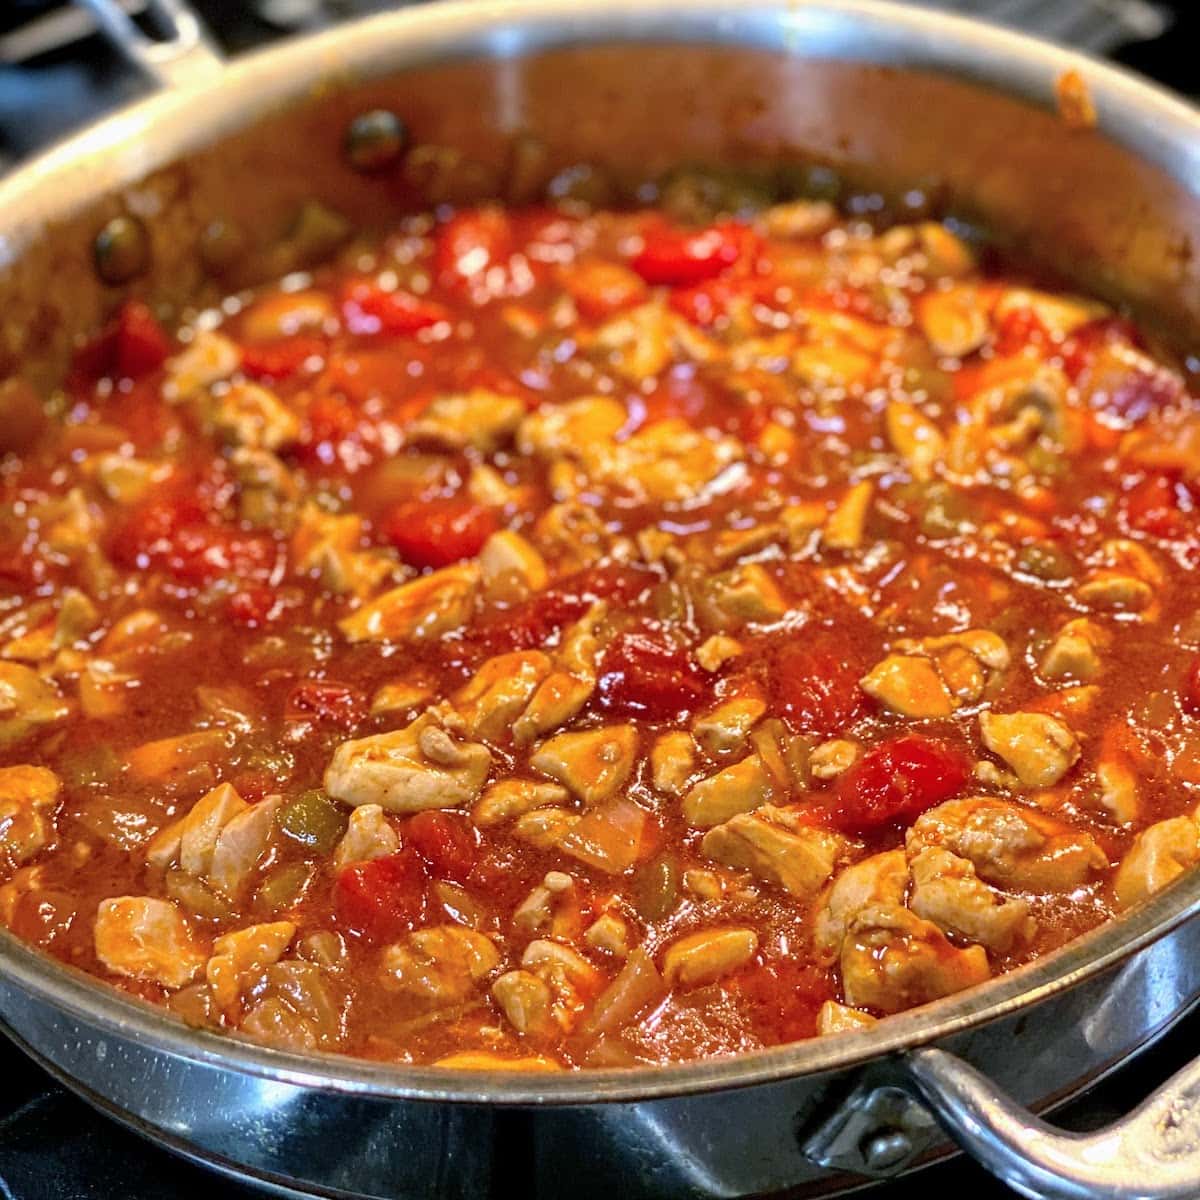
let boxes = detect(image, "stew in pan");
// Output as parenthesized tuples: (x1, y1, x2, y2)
(1, 191, 1198, 1069)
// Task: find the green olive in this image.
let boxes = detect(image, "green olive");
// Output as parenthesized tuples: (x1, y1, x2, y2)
(632, 853, 680, 922)
(1014, 541, 1075, 582)
(344, 109, 409, 173)
(94, 215, 149, 285)
(278, 788, 347, 852)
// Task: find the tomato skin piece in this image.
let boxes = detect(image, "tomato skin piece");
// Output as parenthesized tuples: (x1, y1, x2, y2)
(334, 849, 428, 943)
(240, 336, 327, 381)
(631, 222, 751, 287)
(72, 300, 172, 384)
(108, 494, 206, 570)
(407, 811, 479, 883)
(284, 680, 366, 728)
(227, 584, 280, 628)
(773, 639, 868, 737)
(597, 623, 707, 720)
(1182, 659, 1200, 717)
(379, 497, 497, 568)
(1125, 474, 1190, 540)
(830, 734, 971, 835)
(340, 280, 449, 336)
(435, 209, 514, 284)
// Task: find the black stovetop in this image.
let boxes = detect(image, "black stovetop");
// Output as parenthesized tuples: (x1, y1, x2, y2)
(0, 2, 1197, 1197)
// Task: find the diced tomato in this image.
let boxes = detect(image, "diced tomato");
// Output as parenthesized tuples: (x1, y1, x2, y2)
(631, 221, 753, 287)
(284, 679, 366, 727)
(71, 300, 172, 384)
(435, 209, 514, 284)
(559, 260, 648, 321)
(407, 810, 479, 883)
(379, 497, 497, 568)
(669, 278, 740, 326)
(597, 622, 707, 720)
(108, 494, 207, 569)
(469, 563, 656, 657)
(1182, 659, 1200, 717)
(993, 306, 1052, 357)
(110, 494, 275, 585)
(773, 637, 868, 736)
(334, 849, 428, 942)
(240, 336, 327, 381)
(227, 585, 281, 628)
(830, 733, 971, 834)
(1125, 474, 1191, 540)
(340, 279, 450, 336)
(1059, 317, 1140, 382)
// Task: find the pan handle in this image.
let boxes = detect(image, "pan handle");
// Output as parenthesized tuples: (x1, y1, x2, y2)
(74, 0, 224, 89)
(904, 1045, 1200, 1200)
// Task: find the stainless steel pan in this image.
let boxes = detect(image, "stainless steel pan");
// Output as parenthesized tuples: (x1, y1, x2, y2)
(3, 2, 1200, 1195)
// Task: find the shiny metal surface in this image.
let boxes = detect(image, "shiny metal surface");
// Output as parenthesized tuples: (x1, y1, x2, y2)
(75, 0, 224, 87)
(4, 1, 1200, 1194)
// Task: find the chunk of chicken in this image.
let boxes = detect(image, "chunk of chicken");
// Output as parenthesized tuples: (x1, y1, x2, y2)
(492, 969, 557, 1039)
(979, 710, 1080, 788)
(1076, 539, 1164, 615)
(512, 871, 577, 939)
(472, 779, 569, 828)
(907, 797, 1106, 893)
(651, 731, 697, 796)
(339, 563, 480, 644)
(584, 913, 631, 958)
(324, 711, 491, 813)
(164, 329, 241, 400)
(518, 395, 627, 459)
(701, 808, 844, 898)
(0, 663, 69, 748)
(370, 679, 433, 717)
(333, 804, 399, 869)
(408, 389, 525, 453)
(841, 904, 991, 1014)
(205, 920, 297, 1011)
(1093, 756, 1139, 826)
(683, 753, 777, 828)
(816, 1000, 879, 1035)
(512, 808, 581, 850)
(238, 959, 343, 1052)
(662, 928, 758, 989)
(479, 531, 549, 598)
(1113, 816, 1200, 911)
(886, 400, 946, 483)
(585, 419, 743, 505)
(918, 286, 989, 358)
(823, 482, 875, 551)
(994, 288, 1106, 339)
(380, 926, 500, 1009)
(701, 564, 789, 629)
(695, 635, 743, 672)
(809, 739, 861, 781)
(760, 199, 837, 239)
(908, 845, 1033, 953)
(454, 651, 552, 742)
(290, 503, 391, 599)
(812, 850, 909, 964)
(0, 765, 60, 866)
(210, 381, 300, 451)
(1040, 618, 1109, 683)
(520, 939, 603, 1033)
(529, 725, 637, 805)
(692, 696, 766, 758)
(863, 629, 1009, 718)
(147, 784, 282, 902)
(94, 896, 205, 988)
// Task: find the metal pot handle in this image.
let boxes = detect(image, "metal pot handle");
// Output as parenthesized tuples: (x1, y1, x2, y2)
(74, 0, 224, 88)
(904, 1045, 1200, 1200)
